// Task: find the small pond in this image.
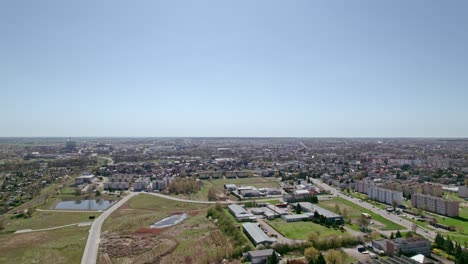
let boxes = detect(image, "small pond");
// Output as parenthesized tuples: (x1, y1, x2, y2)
(150, 213, 188, 228)
(54, 199, 114, 211)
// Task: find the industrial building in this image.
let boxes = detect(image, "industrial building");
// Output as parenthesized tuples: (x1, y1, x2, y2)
(242, 223, 276, 246)
(75, 174, 95, 185)
(228, 204, 256, 222)
(372, 237, 431, 257)
(293, 202, 344, 225)
(245, 249, 278, 264)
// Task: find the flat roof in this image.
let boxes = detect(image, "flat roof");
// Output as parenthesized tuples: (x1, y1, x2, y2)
(242, 223, 276, 245)
(248, 249, 274, 258)
(77, 174, 95, 179)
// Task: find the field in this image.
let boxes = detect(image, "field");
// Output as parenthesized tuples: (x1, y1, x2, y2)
(268, 219, 343, 240)
(2, 210, 100, 232)
(319, 197, 405, 231)
(170, 176, 281, 201)
(99, 194, 247, 263)
(0, 226, 89, 264)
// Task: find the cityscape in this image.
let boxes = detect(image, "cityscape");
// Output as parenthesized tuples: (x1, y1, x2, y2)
(1, 1, 468, 264)
(0, 137, 467, 263)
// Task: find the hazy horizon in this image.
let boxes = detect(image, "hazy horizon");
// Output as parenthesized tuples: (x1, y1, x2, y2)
(2, 1, 468, 137)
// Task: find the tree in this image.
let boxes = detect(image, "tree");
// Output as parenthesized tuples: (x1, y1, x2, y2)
(435, 233, 445, 249)
(208, 187, 217, 201)
(411, 223, 417, 233)
(342, 208, 349, 222)
(395, 230, 402, 238)
(325, 249, 346, 264)
(316, 253, 326, 264)
(392, 199, 398, 210)
(295, 203, 302, 214)
(357, 216, 370, 232)
(74, 187, 81, 196)
(390, 232, 395, 239)
(304, 247, 319, 262)
(334, 204, 341, 215)
(266, 251, 279, 264)
(405, 231, 414, 238)
(95, 190, 101, 196)
(445, 237, 454, 255)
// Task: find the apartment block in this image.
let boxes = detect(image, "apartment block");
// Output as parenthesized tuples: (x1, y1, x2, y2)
(368, 186, 403, 206)
(459, 186, 468, 198)
(354, 181, 372, 194)
(421, 182, 443, 197)
(411, 193, 459, 217)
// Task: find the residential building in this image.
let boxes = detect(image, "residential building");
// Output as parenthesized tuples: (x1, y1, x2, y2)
(368, 186, 403, 206)
(103, 182, 129, 190)
(354, 180, 372, 194)
(412, 193, 459, 217)
(421, 182, 443, 197)
(459, 186, 468, 198)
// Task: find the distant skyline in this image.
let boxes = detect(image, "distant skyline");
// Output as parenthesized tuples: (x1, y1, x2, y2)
(1, 1, 467, 137)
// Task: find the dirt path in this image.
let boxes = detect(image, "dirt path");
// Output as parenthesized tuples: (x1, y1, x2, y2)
(15, 222, 93, 234)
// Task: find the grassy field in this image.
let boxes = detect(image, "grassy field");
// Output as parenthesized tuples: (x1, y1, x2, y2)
(102, 194, 209, 233)
(2, 210, 100, 232)
(100, 194, 247, 263)
(320, 197, 405, 231)
(0, 226, 89, 264)
(170, 176, 281, 201)
(269, 219, 343, 240)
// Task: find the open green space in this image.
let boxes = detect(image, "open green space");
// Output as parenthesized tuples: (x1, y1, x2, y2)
(103, 194, 209, 233)
(101, 194, 250, 263)
(268, 219, 343, 240)
(0, 226, 89, 264)
(320, 197, 405, 231)
(2, 210, 100, 232)
(170, 176, 281, 201)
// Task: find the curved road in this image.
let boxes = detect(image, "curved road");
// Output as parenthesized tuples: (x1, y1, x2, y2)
(80, 192, 247, 264)
(311, 179, 436, 241)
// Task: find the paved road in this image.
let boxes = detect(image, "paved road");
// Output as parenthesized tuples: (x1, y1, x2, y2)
(311, 179, 436, 241)
(80, 191, 253, 264)
(81, 192, 137, 264)
(15, 222, 93, 234)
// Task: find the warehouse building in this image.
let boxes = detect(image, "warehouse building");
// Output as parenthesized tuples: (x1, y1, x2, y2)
(242, 223, 276, 246)
(228, 204, 256, 222)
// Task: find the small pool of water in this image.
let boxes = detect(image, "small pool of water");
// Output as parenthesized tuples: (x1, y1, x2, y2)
(54, 199, 114, 211)
(150, 213, 188, 228)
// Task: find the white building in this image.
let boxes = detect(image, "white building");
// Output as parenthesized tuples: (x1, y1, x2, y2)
(368, 186, 403, 206)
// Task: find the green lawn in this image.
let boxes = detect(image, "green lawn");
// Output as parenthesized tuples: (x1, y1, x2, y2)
(100, 194, 246, 263)
(268, 219, 343, 240)
(170, 176, 281, 201)
(103, 194, 209, 233)
(0, 226, 89, 264)
(320, 197, 405, 231)
(3, 210, 100, 232)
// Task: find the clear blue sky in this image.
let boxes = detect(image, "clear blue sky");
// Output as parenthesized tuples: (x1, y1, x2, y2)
(1, 1, 467, 137)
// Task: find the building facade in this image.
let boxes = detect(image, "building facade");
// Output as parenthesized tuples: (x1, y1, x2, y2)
(367, 186, 403, 206)
(411, 193, 459, 217)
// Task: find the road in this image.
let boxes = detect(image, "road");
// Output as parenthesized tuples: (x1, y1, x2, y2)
(311, 179, 436, 241)
(80, 191, 248, 264)
(81, 192, 137, 264)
